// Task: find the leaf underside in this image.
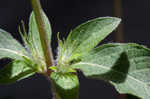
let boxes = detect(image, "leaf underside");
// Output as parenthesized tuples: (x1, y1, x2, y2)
(72, 43, 150, 99)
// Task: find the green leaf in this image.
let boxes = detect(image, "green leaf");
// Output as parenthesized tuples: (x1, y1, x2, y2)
(29, 11, 52, 58)
(72, 43, 150, 99)
(0, 60, 35, 84)
(50, 72, 79, 99)
(0, 29, 28, 60)
(58, 17, 121, 62)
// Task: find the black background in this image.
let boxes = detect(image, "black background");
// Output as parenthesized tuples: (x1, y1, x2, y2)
(0, 0, 150, 99)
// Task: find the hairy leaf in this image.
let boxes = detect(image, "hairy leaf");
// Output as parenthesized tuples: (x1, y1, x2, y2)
(50, 72, 79, 99)
(0, 60, 35, 84)
(72, 43, 150, 99)
(0, 29, 28, 60)
(59, 17, 121, 62)
(29, 11, 52, 58)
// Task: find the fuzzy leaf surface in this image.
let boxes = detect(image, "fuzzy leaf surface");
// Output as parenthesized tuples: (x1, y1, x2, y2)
(72, 43, 150, 99)
(0, 29, 28, 60)
(29, 11, 52, 58)
(60, 17, 121, 61)
(0, 60, 35, 84)
(50, 72, 79, 99)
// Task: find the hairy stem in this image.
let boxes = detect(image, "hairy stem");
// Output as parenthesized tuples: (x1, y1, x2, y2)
(30, 0, 57, 99)
(30, 0, 54, 74)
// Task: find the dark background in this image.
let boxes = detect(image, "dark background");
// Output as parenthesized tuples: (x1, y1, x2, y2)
(0, 0, 150, 99)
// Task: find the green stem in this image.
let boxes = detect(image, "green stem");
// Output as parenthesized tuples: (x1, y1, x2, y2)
(30, 0, 58, 99)
(30, 0, 54, 74)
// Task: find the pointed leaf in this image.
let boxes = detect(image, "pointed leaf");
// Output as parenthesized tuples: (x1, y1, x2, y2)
(29, 11, 52, 58)
(0, 29, 28, 60)
(0, 60, 35, 84)
(72, 43, 150, 99)
(59, 17, 121, 62)
(50, 72, 79, 99)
